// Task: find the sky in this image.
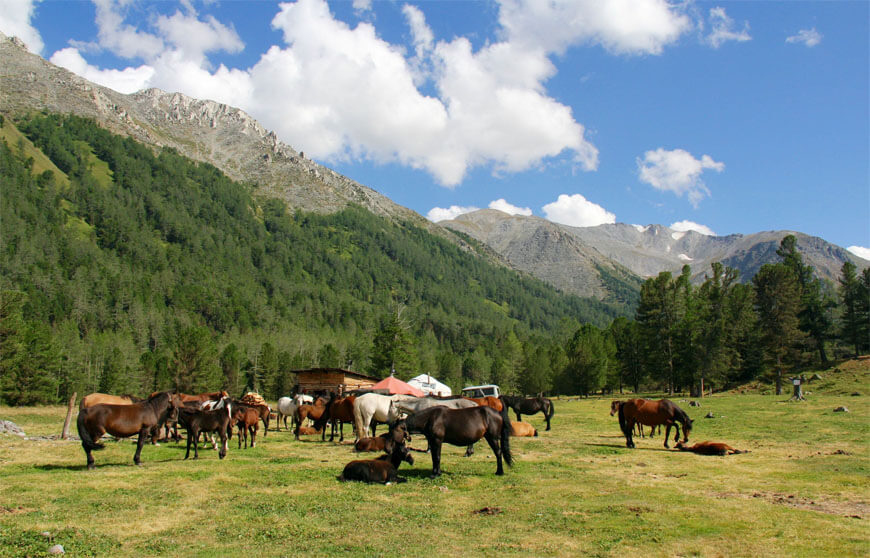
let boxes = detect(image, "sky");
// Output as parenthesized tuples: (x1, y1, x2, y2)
(3, 0, 868, 259)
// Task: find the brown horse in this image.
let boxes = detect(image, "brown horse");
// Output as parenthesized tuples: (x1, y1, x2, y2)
(80, 393, 142, 409)
(610, 400, 660, 438)
(464, 396, 504, 412)
(675, 441, 748, 455)
(314, 395, 356, 442)
(178, 391, 229, 404)
(231, 403, 260, 449)
(617, 398, 693, 449)
(294, 403, 327, 440)
(76, 391, 182, 469)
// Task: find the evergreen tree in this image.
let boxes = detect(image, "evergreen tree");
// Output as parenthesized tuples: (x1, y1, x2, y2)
(752, 263, 804, 395)
(0, 291, 60, 405)
(838, 261, 869, 356)
(608, 317, 644, 393)
(562, 324, 616, 396)
(635, 271, 684, 394)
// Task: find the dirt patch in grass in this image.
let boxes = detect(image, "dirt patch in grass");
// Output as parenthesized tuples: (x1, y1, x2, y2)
(716, 491, 868, 518)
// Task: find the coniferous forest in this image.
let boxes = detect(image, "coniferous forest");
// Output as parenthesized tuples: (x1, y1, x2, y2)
(1, 114, 867, 406)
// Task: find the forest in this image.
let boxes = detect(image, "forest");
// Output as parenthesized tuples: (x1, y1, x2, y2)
(1, 113, 867, 405)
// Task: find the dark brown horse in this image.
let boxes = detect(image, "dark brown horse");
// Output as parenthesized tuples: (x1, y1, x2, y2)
(675, 441, 748, 455)
(617, 398, 693, 449)
(500, 395, 554, 431)
(177, 404, 233, 460)
(76, 391, 182, 469)
(397, 404, 512, 477)
(314, 395, 356, 442)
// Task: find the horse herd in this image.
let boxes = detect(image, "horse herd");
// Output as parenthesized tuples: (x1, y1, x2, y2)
(75, 390, 742, 481)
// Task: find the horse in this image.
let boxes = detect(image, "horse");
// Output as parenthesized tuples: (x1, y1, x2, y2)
(294, 403, 328, 440)
(510, 421, 538, 437)
(230, 403, 260, 449)
(675, 441, 748, 455)
(464, 396, 504, 412)
(177, 403, 233, 460)
(76, 391, 182, 469)
(392, 396, 477, 416)
(79, 393, 142, 409)
(397, 404, 512, 477)
(178, 390, 229, 404)
(339, 444, 415, 484)
(275, 394, 317, 431)
(617, 398, 693, 449)
(500, 395, 555, 431)
(313, 395, 356, 442)
(352, 393, 414, 440)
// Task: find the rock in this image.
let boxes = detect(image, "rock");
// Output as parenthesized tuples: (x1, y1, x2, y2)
(833, 406, 849, 413)
(48, 544, 64, 554)
(705, 412, 714, 418)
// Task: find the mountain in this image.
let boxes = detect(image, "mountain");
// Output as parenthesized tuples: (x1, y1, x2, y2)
(443, 210, 869, 291)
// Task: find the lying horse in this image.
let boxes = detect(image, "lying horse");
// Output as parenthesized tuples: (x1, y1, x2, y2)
(398, 404, 512, 477)
(76, 391, 182, 469)
(510, 421, 538, 437)
(339, 444, 414, 484)
(177, 403, 233, 460)
(675, 441, 748, 455)
(617, 398, 693, 449)
(500, 395, 554, 431)
(354, 425, 411, 453)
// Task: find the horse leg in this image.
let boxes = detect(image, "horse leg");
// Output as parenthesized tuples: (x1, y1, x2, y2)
(251, 425, 257, 448)
(193, 428, 201, 459)
(185, 429, 193, 460)
(484, 433, 504, 476)
(663, 423, 673, 448)
(133, 428, 148, 466)
(429, 438, 443, 478)
(673, 423, 680, 445)
(464, 443, 475, 457)
(544, 409, 551, 431)
(624, 418, 636, 448)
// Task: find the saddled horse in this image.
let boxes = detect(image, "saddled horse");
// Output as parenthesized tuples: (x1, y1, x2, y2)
(617, 398, 693, 449)
(79, 393, 142, 409)
(397, 404, 513, 477)
(500, 395, 554, 431)
(76, 391, 182, 469)
(313, 395, 357, 442)
(352, 393, 414, 440)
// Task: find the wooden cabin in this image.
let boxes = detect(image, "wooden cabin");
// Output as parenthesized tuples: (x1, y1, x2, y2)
(292, 368, 379, 395)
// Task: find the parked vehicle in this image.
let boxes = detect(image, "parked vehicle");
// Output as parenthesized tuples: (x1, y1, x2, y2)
(461, 384, 500, 398)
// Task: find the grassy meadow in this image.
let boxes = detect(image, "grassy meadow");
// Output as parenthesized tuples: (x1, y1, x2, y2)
(0, 362, 867, 557)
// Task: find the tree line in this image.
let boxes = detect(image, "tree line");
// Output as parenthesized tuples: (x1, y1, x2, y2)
(1, 113, 631, 405)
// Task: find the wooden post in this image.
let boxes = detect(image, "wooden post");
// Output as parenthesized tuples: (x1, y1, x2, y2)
(789, 378, 805, 401)
(61, 392, 77, 439)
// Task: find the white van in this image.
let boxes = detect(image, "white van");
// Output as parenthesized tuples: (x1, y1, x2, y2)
(461, 384, 500, 398)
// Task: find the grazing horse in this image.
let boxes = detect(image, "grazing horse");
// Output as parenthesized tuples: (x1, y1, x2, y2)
(617, 398, 693, 449)
(314, 395, 357, 442)
(76, 391, 182, 469)
(352, 393, 413, 440)
(79, 393, 142, 409)
(177, 403, 233, 460)
(675, 441, 748, 455)
(397, 404, 512, 477)
(501, 395, 554, 431)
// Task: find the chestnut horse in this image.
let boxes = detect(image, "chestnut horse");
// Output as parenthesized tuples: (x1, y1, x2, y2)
(80, 393, 142, 409)
(294, 403, 327, 440)
(675, 441, 748, 455)
(397, 404, 512, 477)
(610, 400, 659, 438)
(231, 403, 260, 449)
(464, 396, 504, 412)
(617, 398, 693, 449)
(76, 391, 182, 469)
(314, 395, 357, 442)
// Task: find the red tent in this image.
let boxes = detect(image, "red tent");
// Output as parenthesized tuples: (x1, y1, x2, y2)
(370, 375, 425, 397)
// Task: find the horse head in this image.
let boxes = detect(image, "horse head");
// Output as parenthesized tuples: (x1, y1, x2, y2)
(610, 400, 622, 416)
(682, 418, 694, 442)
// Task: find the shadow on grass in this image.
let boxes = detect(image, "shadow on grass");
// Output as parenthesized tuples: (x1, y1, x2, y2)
(583, 442, 675, 452)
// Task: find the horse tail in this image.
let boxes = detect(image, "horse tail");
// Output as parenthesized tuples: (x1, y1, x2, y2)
(352, 399, 365, 440)
(499, 402, 513, 467)
(545, 398, 555, 420)
(76, 410, 104, 451)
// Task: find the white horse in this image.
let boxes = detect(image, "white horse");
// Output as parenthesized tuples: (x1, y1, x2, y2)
(352, 393, 416, 440)
(393, 397, 477, 415)
(276, 394, 313, 431)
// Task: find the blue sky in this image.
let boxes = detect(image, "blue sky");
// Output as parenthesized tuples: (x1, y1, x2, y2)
(3, 0, 868, 258)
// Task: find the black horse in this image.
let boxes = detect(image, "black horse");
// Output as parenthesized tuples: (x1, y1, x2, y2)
(500, 395, 555, 431)
(397, 404, 512, 477)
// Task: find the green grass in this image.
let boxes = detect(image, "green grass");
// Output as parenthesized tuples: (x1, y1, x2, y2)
(1, 367, 867, 557)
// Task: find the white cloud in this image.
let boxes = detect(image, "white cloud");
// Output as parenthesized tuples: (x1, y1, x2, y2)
(497, 0, 692, 56)
(50, 47, 155, 94)
(670, 220, 716, 236)
(0, 0, 44, 54)
(706, 7, 751, 49)
(638, 148, 724, 207)
(542, 193, 616, 227)
(786, 28, 822, 48)
(155, 11, 243, 64)
(847, 246, 870, 260)
(489, 199, 532, 216)
(427, 205, 480, 222)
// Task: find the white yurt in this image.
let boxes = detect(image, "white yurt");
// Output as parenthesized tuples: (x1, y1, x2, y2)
(407, 374, 452, 397)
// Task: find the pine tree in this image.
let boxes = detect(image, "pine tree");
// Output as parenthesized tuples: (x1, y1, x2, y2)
(838, 261, 869, 356)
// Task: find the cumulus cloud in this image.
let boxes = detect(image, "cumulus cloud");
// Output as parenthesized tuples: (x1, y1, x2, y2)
(670, 220, 716, 236)
(427, 205, 480, 222)
(0, 0, 44, 54)
(786, 28, 822, 48)
(542, 193, 616, 227)
(36, 0, 698, 188)
(489, 199, 532, 216)
(706, 7, 751, 48)
(638, 148, 724, 207)
(847, 246, 870, 261)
